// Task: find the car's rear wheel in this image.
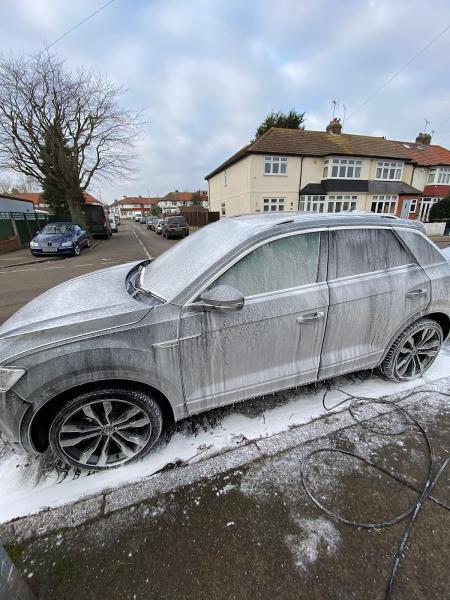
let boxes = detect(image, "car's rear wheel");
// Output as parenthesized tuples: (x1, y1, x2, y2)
(380, 317, 443, 382)
(49, 387, 163, 470)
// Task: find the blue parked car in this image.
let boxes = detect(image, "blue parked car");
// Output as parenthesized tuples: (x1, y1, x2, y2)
(30, 222, 90, 257)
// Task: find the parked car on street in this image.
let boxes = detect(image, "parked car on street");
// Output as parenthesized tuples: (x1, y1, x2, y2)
(109, 215, 118, 233)
(29, 222, 89, 256)
(147, 216, 158, 230)
(134, 213, 142, 222)
(140, 216, 147, 224)
(113, 213, 120, 226)
(2, 213, 449, 471)
(162, 216, 189, 239)
(155, 219, 165, 234)
(84, 204, 111, 239)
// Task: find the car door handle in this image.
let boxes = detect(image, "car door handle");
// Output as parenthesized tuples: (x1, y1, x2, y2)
(406, 289, 428, 298)
(296, 311, 325, 324)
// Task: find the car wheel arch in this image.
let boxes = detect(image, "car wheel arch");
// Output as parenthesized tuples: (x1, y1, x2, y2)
(26, 379, 176, 453)
(379, 310, 450, 365)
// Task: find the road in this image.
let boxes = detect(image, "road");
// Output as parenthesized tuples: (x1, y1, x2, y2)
(0, 220, 178, 324)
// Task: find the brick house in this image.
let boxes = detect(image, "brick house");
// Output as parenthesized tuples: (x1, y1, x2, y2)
(392, 134, 450, 221)
(15, 191, 101, 212)
(157, 190, 209, 214)
(110, 196, 160, 219)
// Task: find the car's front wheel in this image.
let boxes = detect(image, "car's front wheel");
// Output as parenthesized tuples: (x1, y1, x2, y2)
(49, 387, 163, 470)
(73, 243, 81, 256)
(380, 317, 443, 382)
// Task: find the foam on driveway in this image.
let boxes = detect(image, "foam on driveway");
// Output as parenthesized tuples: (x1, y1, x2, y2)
(0, 345, 449, 524)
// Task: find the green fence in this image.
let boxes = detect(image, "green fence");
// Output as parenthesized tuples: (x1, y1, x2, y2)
(0, 211, 49, 246)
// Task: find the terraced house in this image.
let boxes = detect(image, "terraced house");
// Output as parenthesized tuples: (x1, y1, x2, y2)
(206, 119, 450, 221)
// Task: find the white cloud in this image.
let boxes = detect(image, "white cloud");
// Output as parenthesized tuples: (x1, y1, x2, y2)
(1, 0, 450, 201)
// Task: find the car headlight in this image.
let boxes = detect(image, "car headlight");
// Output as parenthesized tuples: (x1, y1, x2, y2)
(0, 367, 26, 392)
(30, 241, 40, 248)
(61, 241, 74, 247)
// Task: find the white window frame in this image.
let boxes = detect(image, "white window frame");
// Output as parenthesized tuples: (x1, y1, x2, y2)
(375, 160, 403, 181)
(221, 203, 226, 216)
(224, 171, 228, 186)
(418, 197, 441, 222)
(427, 166, 450, 184)
(371, 195, 397, 214)
(264, 156, 288, 176)
(327, 195, 358, 213)
(300, 195, 358, 214)
(409, 199, 417, 213)
(323, 157, 362, 179)
(263, 197, 285, 212)
(299, 195, 326, 213)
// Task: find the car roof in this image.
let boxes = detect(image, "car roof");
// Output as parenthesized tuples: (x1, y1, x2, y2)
(224, 211, 420, 232)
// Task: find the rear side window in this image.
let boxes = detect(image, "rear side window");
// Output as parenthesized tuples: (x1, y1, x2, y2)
(396, 229, 446, 266)
(212, 232, 322, 297)
(328, 228, 413, 279)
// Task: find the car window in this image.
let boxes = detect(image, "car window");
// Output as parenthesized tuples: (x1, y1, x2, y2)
(211, 232, 321, 297)
(396, 229, 447, 266)
(41, 224, 74, 235)
(328, 228, 413, 280)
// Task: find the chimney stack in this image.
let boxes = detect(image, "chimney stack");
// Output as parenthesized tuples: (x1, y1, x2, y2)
(415, 132, 431, 145)
(326, 118, 342, 135)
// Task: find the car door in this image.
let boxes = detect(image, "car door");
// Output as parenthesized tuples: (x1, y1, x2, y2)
(318, 226, 431, 380)
(179, 230, 329, 414)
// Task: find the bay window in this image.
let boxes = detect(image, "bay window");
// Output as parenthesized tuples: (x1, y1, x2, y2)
(300, 195, 358, 213)
(427, 167, 450, 184)
(371, 195, 397, 214)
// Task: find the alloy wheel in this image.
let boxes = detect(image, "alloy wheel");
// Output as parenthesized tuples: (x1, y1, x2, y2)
(74, 244, 80, 256)
(57, 399, 152, 468)
(394, 326, 441, 379)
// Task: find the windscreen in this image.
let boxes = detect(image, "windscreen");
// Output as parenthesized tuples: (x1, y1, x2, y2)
(141, 218, 265, 301)
(41, 224, 74, 235)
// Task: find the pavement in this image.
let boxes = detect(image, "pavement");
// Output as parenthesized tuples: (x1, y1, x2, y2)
(3, 379, 449, 600)
(0, 221, 177, 324)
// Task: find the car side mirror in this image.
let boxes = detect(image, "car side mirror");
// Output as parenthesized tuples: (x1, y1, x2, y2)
(197, 285, 245, 312)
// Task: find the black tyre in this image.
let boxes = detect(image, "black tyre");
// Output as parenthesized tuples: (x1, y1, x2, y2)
(380, 317, 442, 382)
(73, 243, 81, 256)
(49, 387, 163, 470)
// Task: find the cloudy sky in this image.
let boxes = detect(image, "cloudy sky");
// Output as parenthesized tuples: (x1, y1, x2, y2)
(1, 0, 450, 203)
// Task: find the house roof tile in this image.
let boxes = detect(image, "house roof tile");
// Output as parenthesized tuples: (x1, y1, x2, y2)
(205, 128, 416, 179)
(15, 192, 100, 205)
(392, 141, 450, 166)
(112, 197, 159, 206)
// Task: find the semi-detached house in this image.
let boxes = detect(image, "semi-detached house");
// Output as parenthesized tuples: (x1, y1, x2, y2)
(206, 119, 450, 221)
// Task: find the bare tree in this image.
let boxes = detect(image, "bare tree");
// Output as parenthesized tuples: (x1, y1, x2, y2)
(0, 53, 142, 224)
(0, 173, 39, 195)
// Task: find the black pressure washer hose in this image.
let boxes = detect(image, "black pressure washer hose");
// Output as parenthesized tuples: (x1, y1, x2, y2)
(300, 387, 450, 599)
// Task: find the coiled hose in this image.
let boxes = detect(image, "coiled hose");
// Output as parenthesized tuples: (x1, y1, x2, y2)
(300, 387, 450, 599)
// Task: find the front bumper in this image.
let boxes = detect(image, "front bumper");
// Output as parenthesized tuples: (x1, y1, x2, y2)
(0, 390, 32, 453)
(31, 247, 74, 256)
